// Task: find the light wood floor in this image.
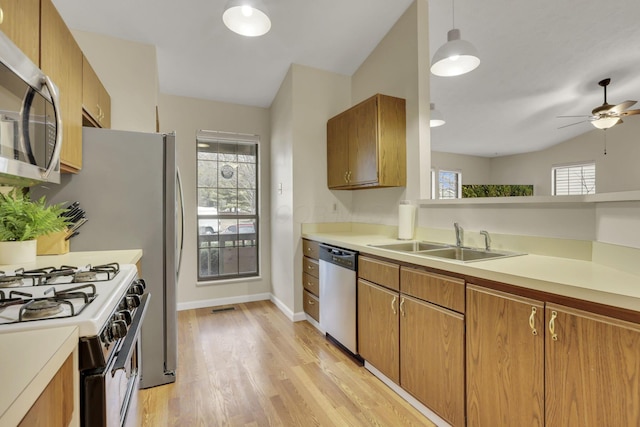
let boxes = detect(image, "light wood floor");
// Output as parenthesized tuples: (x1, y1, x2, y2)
(126, 300, 436, 427)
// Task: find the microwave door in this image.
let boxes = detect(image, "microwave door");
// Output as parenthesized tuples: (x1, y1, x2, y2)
(20, 86, 40, 166)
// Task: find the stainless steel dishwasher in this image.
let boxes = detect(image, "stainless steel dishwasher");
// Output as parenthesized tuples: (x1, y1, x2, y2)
(319, 243, 358, 356)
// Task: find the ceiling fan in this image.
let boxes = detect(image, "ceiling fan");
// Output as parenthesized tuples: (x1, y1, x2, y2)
(558, 78, 640, 130)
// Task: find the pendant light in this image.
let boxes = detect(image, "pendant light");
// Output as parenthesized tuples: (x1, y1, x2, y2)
(430, 103, 446, 127)
(431, 0, 480, 77)
(223, 0, 271, 37)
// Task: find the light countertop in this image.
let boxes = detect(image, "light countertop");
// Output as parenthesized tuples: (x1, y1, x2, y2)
(0, 249, 143, 271)
(0, 326, 79, 426)
(302, 231, 640, 312)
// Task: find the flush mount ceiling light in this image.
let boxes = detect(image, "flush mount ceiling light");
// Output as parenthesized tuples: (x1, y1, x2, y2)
(431, 0, 480, 77)
(430, 103, 446, 127)
(223, 0, 271, 37)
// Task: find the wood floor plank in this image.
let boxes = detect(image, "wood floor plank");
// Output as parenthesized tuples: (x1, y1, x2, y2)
(128, 300, 436, 426)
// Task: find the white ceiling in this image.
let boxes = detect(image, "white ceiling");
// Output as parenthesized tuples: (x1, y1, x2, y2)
(52, 0, 640, 157)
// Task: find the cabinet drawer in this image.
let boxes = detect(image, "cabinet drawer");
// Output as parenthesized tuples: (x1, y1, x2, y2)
(400, 267, 465, 313)
(303, 272, 320, 296)
(358, 256, 399, 291)
(302, 239, 320, 259)
(303, 290, 320, 322)
(303, 257, 319, 278)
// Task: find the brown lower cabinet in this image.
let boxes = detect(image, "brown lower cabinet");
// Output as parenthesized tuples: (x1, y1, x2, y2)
(468, 284, 640, 427)
(400, 295, 465, 426)
(357, 279, 400, 383)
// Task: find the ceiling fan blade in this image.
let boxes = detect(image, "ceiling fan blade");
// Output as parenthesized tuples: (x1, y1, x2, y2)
(558, 120, 587, 129)
(608, 100, 637, 114)
(557, 115, 590, 118)
(620, 109, 640, 116)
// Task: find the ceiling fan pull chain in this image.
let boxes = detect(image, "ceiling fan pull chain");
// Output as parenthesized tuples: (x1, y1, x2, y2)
(603, 130, 607, 155)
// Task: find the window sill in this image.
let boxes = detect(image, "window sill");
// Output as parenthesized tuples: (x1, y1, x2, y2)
(196, 275, 263, 287)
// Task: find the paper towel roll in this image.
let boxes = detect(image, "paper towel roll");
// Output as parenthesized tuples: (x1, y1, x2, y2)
(398, 203, 416, 240)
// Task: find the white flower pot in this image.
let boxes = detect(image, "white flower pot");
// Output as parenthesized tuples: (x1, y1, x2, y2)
(0, 240, 37, 265)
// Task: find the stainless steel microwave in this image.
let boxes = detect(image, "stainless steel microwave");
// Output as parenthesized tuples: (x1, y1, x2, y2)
(0, 30, 62, 187)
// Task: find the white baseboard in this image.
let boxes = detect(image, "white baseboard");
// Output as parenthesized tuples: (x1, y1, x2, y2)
(269, 294, 296, 321)
(177, 293, 271, 311)
(364, 362, 451, 427)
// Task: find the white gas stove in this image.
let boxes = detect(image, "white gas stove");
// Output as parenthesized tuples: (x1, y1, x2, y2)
(0, 262, 150, 427)
(0, 263, 139, 337)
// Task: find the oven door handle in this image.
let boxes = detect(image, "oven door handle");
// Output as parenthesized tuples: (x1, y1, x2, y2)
(111, 293, 150, 377)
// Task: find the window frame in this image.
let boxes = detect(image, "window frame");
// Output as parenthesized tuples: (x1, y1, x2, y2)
(196, 130, 260, 283)
(436, 169, 462, 199)
(551, 162, 596, 196)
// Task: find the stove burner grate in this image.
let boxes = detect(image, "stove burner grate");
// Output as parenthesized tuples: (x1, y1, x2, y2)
(21, 299, 65, 319)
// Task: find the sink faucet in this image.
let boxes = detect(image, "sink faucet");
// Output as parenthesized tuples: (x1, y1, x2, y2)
(480, 230, 491, 250)
(454, 222, 464, 247)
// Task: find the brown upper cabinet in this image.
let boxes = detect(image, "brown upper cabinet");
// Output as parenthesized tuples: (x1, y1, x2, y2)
(0, 0, 40, 66)
(327, 94, 406, 190)
(40, 0, 83, 172)
(82, 55, 111, 128)
(2, 0, 110, 173)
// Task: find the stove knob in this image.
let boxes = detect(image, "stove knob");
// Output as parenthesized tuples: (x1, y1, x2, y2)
(129, 283, 145, 296)
(115, 310, 132, 326)
(125, 295, 141, 309)
(110, 320, 128, 340)
(132, 279, 146, 291)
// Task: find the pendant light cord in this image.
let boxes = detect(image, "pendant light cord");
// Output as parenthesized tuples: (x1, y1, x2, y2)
(452, 0, 455, 28)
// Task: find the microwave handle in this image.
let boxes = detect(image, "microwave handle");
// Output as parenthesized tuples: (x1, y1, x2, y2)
(40, 75, 62, 180)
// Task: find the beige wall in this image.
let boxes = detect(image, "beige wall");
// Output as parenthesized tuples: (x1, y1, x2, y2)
(436, 118, 640, 196)
(431, 151, 492, 186)
(158, 94, 271, 307)
(269, 68, 295, 314)
(71, 30, 158, 133)
(350, 0, 431, 225)
(270, 64, 352, 317)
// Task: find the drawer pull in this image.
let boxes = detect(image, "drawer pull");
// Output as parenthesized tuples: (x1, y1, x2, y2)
(391, 295, 397, 315)
(308, 299, 315, 305)
(549, 310, 558, 341)
(307, 265, 313, 270)
(529, 307, 538, 336)
(400, 297, 406, 317)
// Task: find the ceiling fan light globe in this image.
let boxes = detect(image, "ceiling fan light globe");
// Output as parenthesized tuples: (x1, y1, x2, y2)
(223, 0, 271, 37)
(591, 117, 621, 130)
(431, 29, 480, 77)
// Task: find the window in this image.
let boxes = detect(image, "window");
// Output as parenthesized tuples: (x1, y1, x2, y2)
(438, 170, 462, 199)
(552, 163, 595, 195)
(197, 131, 259, 281)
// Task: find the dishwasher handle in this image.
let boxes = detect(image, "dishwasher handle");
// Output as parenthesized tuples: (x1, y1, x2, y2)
(319, 244, 358, 271)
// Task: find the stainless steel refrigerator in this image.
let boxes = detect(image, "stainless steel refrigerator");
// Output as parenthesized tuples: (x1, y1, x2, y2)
(33, 127, 184, 389)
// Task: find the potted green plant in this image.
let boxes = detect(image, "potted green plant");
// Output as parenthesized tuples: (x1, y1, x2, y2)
(0, 188, 70, 264)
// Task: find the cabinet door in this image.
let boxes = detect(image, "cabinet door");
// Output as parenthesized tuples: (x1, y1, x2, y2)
(41, 0, 83, 172)
(545, 305, 640, 427)
(0, 0, 40, 66)
(400, 295, 465, 426)
(327, 112, 350, 188)
(466, 285, 544, 427)
(350, 96, 378, 185)
(357, 279, 399, 383)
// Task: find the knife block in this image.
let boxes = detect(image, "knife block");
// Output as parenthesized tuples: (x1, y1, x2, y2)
(37, 229, 70, 255)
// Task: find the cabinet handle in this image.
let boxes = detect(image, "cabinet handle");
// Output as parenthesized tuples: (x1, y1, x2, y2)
(348, 171, 352, 182)
(549, 310, 558, 341)
(307, 265, 313, 270)
(0, 8, 4, 25)
(391, 296, 397, 315)
(344, 171, 349, 183)
(307, 299, 315, 305)
(400, 297, 406, 317)
(529, 307, 538, 335)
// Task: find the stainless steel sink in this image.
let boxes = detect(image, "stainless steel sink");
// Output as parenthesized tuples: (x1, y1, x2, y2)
(417, 247, 524, 263)
(370, 241, 452, 252)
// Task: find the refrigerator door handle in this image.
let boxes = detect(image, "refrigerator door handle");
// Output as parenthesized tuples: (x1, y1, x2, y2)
(176, 167, 185, 278)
